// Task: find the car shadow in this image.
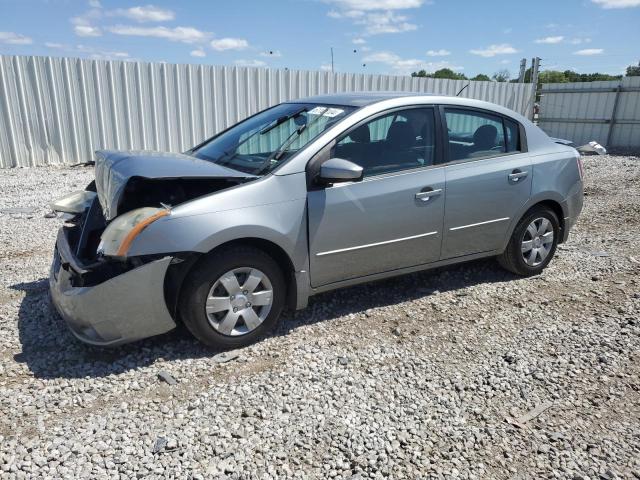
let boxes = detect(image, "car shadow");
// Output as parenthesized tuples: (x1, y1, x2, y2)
(11, 258, 518, 380)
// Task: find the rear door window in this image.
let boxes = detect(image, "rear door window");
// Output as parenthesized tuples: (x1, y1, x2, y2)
(504, 118, 521, 153)
(444, 108, 506, 161)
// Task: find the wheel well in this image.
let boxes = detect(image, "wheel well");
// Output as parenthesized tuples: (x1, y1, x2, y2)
(164, 238, 297, 320)
(530, 200, 565, 242)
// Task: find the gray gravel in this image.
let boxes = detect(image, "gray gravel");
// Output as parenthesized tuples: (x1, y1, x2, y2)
(1, 155, 639, 479)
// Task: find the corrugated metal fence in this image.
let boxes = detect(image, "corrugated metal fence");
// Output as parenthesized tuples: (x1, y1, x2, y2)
(538, 77, 640, 148)
(0, 55, 535, 168)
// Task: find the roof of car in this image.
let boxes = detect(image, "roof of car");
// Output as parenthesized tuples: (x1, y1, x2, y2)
(290, 91, 440, 107)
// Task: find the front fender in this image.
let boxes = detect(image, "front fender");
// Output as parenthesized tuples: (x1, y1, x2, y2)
(126, 198, 309, 272)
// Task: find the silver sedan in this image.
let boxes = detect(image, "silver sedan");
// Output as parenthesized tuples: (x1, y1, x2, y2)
(49, 92, 584, 348)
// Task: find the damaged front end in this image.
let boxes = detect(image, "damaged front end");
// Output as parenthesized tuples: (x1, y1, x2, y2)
(49, 193, 178, 346)
(49, 149, 256, 346)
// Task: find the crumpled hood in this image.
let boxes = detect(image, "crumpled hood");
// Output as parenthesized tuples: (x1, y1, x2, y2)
(94, 150, 256, 220)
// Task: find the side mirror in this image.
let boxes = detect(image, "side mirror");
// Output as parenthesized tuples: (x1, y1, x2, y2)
(318, 158, 363, 184)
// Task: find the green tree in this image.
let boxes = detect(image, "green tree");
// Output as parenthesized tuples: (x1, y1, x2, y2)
(470, 73, 491, 81)
(432, 68, 467, 80)
(539, 70, 568, 83)
(411, 68, 467, 80)
(626, 63, 640, 76)
(492, 69, 510, 82)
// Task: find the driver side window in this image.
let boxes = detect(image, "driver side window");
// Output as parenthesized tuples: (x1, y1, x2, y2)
(332, 107, 436, 177)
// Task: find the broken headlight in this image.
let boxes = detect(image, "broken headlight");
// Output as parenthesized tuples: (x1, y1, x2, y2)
(97, 207, 169, 259)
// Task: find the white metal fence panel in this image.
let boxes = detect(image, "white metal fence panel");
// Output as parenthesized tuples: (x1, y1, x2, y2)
(538, 77, 640, 148)
(0, 55, 535, 168)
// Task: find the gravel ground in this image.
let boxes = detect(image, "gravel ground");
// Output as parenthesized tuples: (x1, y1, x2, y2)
(0, 155, 639, 479)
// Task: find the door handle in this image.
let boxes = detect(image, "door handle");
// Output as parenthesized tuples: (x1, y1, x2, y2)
(508, 170, 528, 182)
(415, 188, 442, 202)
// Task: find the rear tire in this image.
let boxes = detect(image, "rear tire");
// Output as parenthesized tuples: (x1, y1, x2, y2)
(179, 245, 286, 349)
(498, 206, 560, 276)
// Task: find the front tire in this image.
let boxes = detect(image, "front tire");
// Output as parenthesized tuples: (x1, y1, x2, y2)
(498, 206, 560, 276)
(179, 245, 286, 349)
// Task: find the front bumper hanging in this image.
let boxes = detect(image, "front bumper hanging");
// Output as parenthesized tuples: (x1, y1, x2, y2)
(49, 228, 176, 347)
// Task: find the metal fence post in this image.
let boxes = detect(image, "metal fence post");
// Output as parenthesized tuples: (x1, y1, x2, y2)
(518, 58, 526, 83)
(606, 82, 622, 148)
(530, 57, 540, 121)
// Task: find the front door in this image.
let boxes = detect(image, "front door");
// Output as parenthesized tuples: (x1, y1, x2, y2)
(440, 107, 532, 259)
(307, 107, 445, 287)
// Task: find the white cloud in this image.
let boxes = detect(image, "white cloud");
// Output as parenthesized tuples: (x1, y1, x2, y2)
(88, 0, 102, 8)
(535, 35, 564, 44)
(352, 37, 366, 44)
(88, 51, 130, 60)
(592, 0, 640, 8)
(71, 7, 103, 36)
(74, 25, 102, 37)
(0, 31, 33, 45)
(234, 59, 267, 67)
(356, 11, 417, 34)
(500, 59, 511, 64)
(320, 63, 333, 71)
(574, 48, 604, 55)
(363, 50, 462, 74)
(469, 43, 518, 57)
(364, 51, 404, 63)
(210, 37, 249, 51)
(326, 0, 426, 35)
(107, 25, 211, 43)
(75, 44, 130, 60)
(190, 48, 206, 57)
(569, 37, 591, 44)
(260, 50, 282, 57)
(325, 0, 426, 10)
(46, 43, 132, 60)
(111, 5, 175, 22)
(426, 49, 450, 56)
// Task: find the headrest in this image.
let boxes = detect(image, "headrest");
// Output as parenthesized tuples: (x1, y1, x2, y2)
(349, 124, 370, 143)
(386, 122, 414, 150)
(473, 124, 498, 150)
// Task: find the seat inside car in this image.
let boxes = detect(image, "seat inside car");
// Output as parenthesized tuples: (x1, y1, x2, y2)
(334, 124, 372, 166)
(468, 124, 499, 158)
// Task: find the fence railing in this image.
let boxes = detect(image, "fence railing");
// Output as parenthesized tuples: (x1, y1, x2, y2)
(537, 77, 640, 148)
(0, 55, 535, 168)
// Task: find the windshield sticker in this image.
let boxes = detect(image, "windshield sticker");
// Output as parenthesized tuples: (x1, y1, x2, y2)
(308, 106, 345, 117)
(323, 107, 344, 117)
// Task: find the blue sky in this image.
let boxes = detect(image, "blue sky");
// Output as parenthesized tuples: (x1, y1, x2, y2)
(0, 0, 638, 77)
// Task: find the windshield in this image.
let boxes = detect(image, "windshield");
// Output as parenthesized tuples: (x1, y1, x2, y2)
(192, 103, 354, 175)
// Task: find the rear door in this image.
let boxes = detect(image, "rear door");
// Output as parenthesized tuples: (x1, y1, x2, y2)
(440, 107, 532, 259)
(307, 107, 445, 287)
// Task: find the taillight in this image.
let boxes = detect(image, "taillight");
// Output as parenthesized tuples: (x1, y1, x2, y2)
(576, 154, 585, 181)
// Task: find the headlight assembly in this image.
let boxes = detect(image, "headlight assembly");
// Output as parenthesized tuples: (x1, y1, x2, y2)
(98, 207, 169, 258)
(50, 190, 97, 214)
